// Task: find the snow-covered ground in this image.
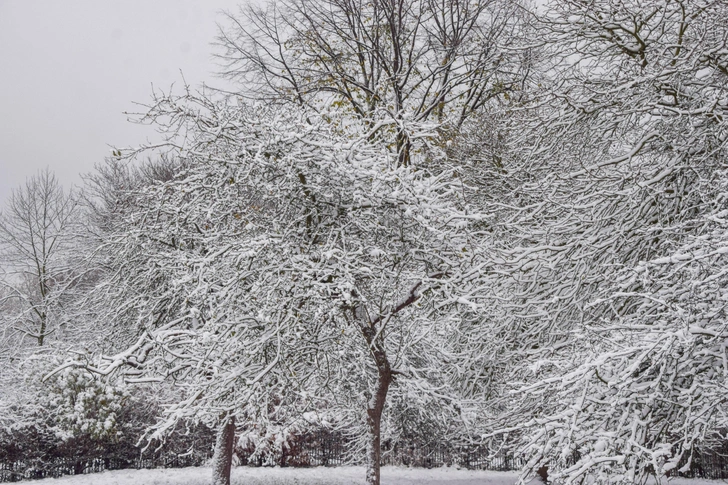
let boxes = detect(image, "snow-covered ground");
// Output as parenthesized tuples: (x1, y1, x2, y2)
(23, 466, 728, 485)
(23, 466, 516, 485)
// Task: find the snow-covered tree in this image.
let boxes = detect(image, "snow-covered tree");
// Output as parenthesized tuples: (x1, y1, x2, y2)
(79, 155, 194, 351)
(51, 1, 532, 480)
(60, 75, 495, 485)
(0, 169, 81, 347)
(212, 5, 535, 478)
(472, 0, 728, 483)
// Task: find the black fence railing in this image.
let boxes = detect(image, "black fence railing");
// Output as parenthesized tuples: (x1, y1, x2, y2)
(0, 453, 211, 483)
(3, 432, 728, 482)
(238, 429, 349, 468)
(380, 441, 525, 471)
(674, 447, 728, 480)
(236, 429, 522, 470)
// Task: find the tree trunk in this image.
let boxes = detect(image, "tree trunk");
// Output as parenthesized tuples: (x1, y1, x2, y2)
(396, 130, 411, 167)
(212, 416, 236, 485)
(366, 367, 392, 485)
(537, 465, 549, 484)
(38, 316, 46, 346)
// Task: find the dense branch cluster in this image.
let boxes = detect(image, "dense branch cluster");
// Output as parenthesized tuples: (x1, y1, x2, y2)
(1, 1, 727, 485)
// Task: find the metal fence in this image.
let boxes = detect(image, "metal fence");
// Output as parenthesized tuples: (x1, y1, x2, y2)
(380, 441, 525, 471)
(674, 447, 728, 480)
(0, 453, 210, 483)
(237, 430, 523, 470)
(3, 432, 728, 482)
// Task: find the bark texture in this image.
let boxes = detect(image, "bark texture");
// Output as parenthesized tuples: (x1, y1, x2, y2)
(212, 416, 236, 485)
(362, 317, 393, 485)
(537, 465, 549, 484)
(365, 367, 392, 485)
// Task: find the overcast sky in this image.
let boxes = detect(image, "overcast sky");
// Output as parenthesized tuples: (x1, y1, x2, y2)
(0, 0, 242, 206)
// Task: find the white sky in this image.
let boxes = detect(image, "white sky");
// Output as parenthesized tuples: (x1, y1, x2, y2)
(0, 0, 242, 205)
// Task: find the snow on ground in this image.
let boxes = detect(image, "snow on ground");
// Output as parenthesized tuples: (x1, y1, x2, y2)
(14, 466, 521, 485)
(24, 467, 728, 485)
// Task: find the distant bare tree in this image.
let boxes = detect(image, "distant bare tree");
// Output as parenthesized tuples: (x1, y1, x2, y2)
(0, 169, 79, 346)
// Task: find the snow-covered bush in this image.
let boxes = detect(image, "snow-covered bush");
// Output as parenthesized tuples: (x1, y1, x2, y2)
(48, 368, 128, 441)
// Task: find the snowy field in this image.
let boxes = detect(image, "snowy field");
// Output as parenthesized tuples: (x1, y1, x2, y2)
(23, 467, 728, 485)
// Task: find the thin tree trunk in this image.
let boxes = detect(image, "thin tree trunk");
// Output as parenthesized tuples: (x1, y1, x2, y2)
(212, 416, 235, 485)
(38, 313, 47, 346)
(396, 130, 411, 167)
(366, 366, 392, 485)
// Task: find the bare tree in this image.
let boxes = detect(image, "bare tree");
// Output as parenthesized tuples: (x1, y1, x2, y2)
(215, 0, 529, 166)
(0, 169, 79, 347)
